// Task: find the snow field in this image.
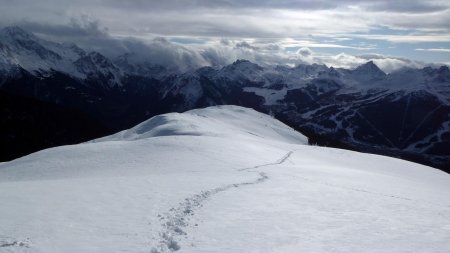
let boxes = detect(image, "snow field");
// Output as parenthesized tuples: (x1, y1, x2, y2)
(0, 105, 449, 253)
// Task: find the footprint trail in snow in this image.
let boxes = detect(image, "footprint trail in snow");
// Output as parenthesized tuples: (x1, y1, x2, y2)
(150, 151, 293, 253)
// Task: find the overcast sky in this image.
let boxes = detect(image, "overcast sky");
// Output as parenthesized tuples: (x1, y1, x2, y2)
(1, 0, 449, 70)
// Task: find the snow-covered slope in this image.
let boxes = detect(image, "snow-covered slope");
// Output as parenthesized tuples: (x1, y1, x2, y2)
(0, 26, 83, 77)
(0, 105, 449, 253)
(94, 106, 306, 144)
(0, 26, 122, 86)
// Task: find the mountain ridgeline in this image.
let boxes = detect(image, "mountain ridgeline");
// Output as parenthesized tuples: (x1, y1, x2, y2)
(1, 26, 449, 171)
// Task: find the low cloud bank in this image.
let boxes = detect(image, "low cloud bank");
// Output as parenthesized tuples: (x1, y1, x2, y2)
(8, 21, 437, 73)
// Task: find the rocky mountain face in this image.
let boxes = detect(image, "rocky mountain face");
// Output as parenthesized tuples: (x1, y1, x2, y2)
(1, 26, 449, 172)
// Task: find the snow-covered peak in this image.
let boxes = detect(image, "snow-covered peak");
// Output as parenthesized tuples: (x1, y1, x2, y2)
(435, 66, 450, 81)
(412, 65, 450, 84)
(294, 63, 329, 77)
(350, 61, 386, 82)
(86, 52, 116, 69)
(73, 51, 122, 86)
(0, 26, 85, 77)
(353, 61, 383, 73)
(437, 65, 450, 73)
(362, 65, 450, 98)
(114, 52, 170, 80)
(219, 59, 265, 81)
(0, 26, 37, 41)
(318, 66, 342, 79)
(194, 66, 218, 77)
(94, 105, 308, 145)
(52, 42, 86, 61)
(231, 59, 262, 68)
(0, 26, 62, 63)
(0, 26, 124, 84)
(0, 26, 84, 62)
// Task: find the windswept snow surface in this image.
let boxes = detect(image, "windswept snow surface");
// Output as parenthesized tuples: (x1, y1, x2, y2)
(0, 105, 449, 253)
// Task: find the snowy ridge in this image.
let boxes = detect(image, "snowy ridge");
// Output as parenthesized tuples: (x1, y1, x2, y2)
(1, 105, 449, 253)
(95, 105, 307, 144)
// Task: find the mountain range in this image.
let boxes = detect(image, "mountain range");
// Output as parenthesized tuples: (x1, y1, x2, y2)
(1, 26, 449, 172)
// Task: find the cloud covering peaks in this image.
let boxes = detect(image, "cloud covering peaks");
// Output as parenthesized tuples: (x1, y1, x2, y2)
(0, 0, 449, 68)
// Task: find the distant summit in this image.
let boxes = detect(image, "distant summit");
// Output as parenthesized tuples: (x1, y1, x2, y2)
(351, 61, 386, 81)
(0, 26, 34, 39)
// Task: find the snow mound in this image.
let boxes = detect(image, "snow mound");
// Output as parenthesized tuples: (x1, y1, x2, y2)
(95, 105, 308, 145)
(0, 105, 449, 253)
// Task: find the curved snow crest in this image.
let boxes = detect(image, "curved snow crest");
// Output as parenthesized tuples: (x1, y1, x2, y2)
(1, 108, 450, 252)
(94, 105, 308, 145)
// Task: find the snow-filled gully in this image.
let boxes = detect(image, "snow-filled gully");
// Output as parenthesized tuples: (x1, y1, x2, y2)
(150, 151, 294, 253)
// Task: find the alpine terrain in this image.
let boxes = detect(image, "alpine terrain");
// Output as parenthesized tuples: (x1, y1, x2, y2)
(1, 105, 449, 253)
(0, 26, 449, 171)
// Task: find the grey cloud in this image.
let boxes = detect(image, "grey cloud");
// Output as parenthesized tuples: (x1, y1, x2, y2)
(14, 16, 108, 38)
(235, 41, 258, 50)
(0, 21, 435, 73)
(1, 0, 449, 41)
(115, 38, 433, 73)
(102, 0, 337, 11)
(102, 0, 448, 13)
(94, 36, 210, 72)
(220, 39, 231, 46)
(16, 22, 437, 73)
(1, 0, 449, 66)
(297, 47, 313, 57)
(315, 53, 428, 73)
(263, 44, 281, 51)
(197, 43, 429, 73)
(362, 0, 447, 13)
